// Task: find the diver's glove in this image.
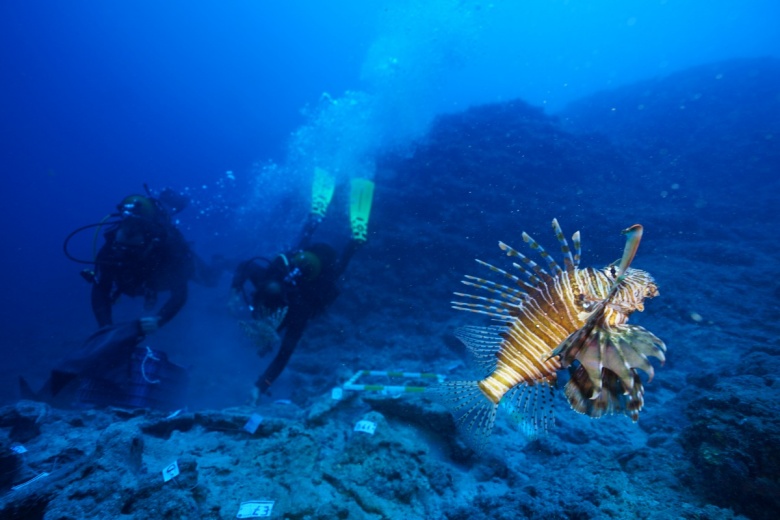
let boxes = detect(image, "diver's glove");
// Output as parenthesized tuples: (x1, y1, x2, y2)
(250, 379, 272, 406)
(138, 316, 161, 334)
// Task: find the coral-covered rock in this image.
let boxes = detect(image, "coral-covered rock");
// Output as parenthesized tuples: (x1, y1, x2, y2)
(681, 375, 780, 519)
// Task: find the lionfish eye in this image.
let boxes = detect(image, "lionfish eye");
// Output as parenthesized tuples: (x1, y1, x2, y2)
(610, 266, 617, 278)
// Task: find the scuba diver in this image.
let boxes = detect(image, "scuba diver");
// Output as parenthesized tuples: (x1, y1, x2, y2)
(231, 170, 375, 399)
(42, 184, 213, 409)
(87, 188, 195, 333)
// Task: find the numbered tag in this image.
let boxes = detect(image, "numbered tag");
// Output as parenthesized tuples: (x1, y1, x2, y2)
(10, 445, 28, 454)
(236, 500, 275, 518)
(162, 460, 180, 482)
(331, 387, 343, 400)
(354, 420, 377, 435)
(243, 413, 264, 434)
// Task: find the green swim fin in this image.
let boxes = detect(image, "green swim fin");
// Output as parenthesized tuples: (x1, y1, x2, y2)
(311, 167, 335, 219)
(350, 178, 375, 243)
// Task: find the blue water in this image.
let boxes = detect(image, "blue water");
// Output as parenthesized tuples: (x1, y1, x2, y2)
(2, 1, 779, 518)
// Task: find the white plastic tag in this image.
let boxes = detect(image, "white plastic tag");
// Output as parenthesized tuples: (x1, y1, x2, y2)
(162, 460, 180, 482)
(243, 413, 263, 434)
(236, 500, 275, 518)
(10, 445, 27, 454)
(354, 420, 377, 435)
(331, 387, 343, 400)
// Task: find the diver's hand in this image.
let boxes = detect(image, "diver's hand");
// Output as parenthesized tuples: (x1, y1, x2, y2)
(139, 316, 161, 334)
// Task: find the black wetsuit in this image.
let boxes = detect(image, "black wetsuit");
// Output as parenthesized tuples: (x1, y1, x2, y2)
(232, 236, 360, 394)
(92, 218, 194, 329)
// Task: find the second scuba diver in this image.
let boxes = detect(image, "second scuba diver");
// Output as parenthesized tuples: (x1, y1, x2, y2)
(89, 188, 195, 334)
(230, 170, 375, 400)
(40, 185, 213, 409)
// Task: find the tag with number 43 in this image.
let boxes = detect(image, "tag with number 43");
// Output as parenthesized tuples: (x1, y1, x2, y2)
(236, 500, 275, 518)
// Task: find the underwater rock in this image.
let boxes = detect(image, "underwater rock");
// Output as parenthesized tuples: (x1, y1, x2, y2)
(0, 400, 48, 443)
(140, 411, 196, 439)
(94, 421, 145, 474)
(305, 387, 358, 426)
(362, 395, 454, 438)
(681, 375, 780, 519)
(0, 439, 21, 491)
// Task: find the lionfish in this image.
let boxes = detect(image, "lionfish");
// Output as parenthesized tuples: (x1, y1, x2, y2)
(442, 219, 665, 446)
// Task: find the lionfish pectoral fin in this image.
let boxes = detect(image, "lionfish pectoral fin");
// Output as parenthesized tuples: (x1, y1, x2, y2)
(454, 325, 506, 370)
(434, 380, 498, 451)
(561, 323, 667, 396)
(565, 366, 645, 420)
(608, 325, 666, 380)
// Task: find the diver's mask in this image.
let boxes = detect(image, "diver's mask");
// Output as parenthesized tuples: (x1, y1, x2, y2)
(117, 195, 157, 220)
(113, 219, 154, 257)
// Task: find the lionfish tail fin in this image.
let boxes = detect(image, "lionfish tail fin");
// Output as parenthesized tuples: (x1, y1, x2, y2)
(434, 380, 498, 451)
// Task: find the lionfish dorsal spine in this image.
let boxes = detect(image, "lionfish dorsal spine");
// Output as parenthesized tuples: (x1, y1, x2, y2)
(571, 231, 582, 268)
(474, 259, 536, 293)
(552, 218, 576, 272)
(522, 231, 563, 277)
(460, 274, 528, 307)
(615, 224, 643, 281)
(498, 241, 544, 286)
(451, 294, 512, 320)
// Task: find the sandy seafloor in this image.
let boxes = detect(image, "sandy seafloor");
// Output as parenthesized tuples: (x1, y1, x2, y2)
(2, 58, 779, 519)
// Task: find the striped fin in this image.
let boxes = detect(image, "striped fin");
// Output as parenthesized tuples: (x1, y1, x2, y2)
(474, 259, 536, 293)
(451, 296, 512, 320)
(452, 269, 521, 320)
(552, 218, 575, 272)
(571, 231, 582, 268)
(498, 241, 545, 285)
(565, 366, 645, 421)
(459, 277, 523, 305)
(455, 325, 506, 370)
(503, 380, 557, 437)
(522, 230, 563, 276)
(433, 380, 498, 451)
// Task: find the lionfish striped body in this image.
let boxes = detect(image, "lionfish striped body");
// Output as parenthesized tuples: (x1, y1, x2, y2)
(443, 219, 665, 447)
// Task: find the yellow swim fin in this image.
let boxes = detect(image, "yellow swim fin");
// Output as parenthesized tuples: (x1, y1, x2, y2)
(350, 178, 375, 243)
(311, 167, 335, 219)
